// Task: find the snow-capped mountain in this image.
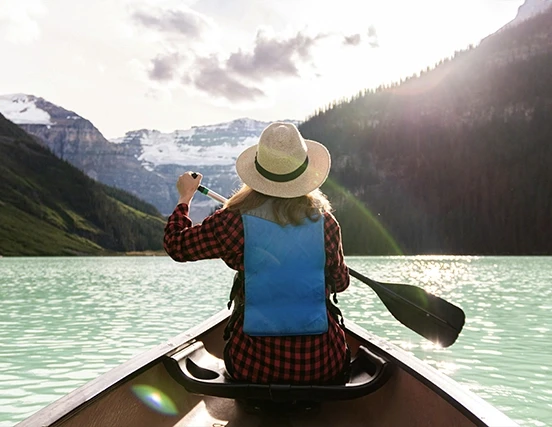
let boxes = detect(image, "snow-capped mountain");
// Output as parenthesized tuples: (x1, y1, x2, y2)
(0, 93, 176, 215)
(109, 119, 273, 221)
(109, 118, 300, 221)
(0, 94, 296, 221)
(0, 94, 55, 125)
(509, 0, 552, 26)
(110, 118, 268, 170)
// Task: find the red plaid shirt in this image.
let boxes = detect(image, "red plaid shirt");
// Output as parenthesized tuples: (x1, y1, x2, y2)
(164, 203, 350, 384)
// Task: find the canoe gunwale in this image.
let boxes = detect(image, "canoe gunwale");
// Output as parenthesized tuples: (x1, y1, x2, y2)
(15, 309, 517, 427)
(15, 311, 230, 427)
(343, 320, 517, 427)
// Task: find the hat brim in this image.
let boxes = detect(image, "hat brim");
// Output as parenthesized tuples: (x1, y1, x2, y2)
(235, 139, 331, 198)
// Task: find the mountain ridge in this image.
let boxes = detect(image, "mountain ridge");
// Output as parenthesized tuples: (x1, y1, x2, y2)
(0, 112, 165, 256)
(298, 7, 552, 255)
(0, 93, 298, 220)
(509, 0, 551, 25)
(1, 2, 551, 254)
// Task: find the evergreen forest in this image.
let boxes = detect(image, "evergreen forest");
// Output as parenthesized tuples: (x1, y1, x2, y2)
(301, 9, 552, 255)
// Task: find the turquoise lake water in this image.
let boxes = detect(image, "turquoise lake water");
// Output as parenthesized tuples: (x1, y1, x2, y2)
(0, 256, 550, 426)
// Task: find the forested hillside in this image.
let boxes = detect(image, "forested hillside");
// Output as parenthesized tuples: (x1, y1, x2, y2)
(0, 113, 165, 256)
(302, 9, 552, 255)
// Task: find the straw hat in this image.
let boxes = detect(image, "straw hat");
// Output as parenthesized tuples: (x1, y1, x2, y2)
(236, 122, 331, 198)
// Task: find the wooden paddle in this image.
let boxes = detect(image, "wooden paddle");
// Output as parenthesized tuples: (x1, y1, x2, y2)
(191, 178, 465, 347)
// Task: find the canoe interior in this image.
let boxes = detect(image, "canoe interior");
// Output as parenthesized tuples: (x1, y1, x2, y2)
(17, 310, 517, 427)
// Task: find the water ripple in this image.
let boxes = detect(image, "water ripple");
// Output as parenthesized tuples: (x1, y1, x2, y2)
(0, 256, 550, 426)
(345, 256, 552, 426)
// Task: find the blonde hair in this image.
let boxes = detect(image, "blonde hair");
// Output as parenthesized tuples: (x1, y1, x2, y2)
(225, 184, 332, 226)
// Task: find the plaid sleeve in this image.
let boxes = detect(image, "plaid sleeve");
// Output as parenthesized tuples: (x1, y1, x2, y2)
(324, 212, 350, 292)
(163, 203, 244, 263)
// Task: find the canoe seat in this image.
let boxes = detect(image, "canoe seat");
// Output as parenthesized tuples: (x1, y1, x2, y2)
(164, 340, 391, 402)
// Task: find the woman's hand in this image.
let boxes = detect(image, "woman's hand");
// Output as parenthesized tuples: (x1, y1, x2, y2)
(176, 171, 202, 205)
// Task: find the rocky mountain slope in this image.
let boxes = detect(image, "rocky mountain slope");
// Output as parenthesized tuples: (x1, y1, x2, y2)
(1, 0, 550, 254)
(0, 94, 172, 216)
(0, 112, 165, 256)
(0, 94, 288, 221)
(110, 118, 282, 220)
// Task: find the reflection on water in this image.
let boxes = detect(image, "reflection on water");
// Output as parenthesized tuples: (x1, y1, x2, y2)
(0, 256, 551, 426)
(0, 257, 232, 427)
(344, 256, 552, 427)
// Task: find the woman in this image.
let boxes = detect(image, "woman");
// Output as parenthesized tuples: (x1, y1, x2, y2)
(164, 122, 350, 385)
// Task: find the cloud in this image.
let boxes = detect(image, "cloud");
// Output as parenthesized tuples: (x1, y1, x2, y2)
(190, 57, 265, 101)
(226, 30, 325, 81)
(342, 25, 379, 47)
(343, 34, 361, 46)
(368, 25, 379, 48)
(368, 25, 377, 38)
(139, 16, 374, 102)
(149, 53, 182, 81)
(131, 7, 210, 38)
(0, 0, 47, 44)
(180, 30, 327, 101)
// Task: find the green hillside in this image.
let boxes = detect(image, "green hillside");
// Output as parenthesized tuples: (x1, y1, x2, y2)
(0, 113, 166, 256)
(300, 10, 552, 255)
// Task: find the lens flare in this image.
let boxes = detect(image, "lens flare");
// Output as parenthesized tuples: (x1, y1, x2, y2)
(324, 178, 403, 255)
(131, 384, 179, 416)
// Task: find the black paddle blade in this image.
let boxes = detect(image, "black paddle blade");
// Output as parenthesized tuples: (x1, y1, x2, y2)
(349, 268, 465, 347)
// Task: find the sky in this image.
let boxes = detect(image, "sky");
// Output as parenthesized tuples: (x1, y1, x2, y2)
(0, 0, 525, 138)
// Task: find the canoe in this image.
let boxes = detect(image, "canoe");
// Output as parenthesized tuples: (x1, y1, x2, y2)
(16, 309, 517, 427)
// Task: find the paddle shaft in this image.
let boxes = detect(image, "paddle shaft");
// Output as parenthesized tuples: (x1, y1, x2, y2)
(189, 173, 228, 204)
(197, 185, 227, 204)
(190, 178, 465, 346)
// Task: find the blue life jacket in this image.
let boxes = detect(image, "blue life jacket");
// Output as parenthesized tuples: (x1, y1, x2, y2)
(241, 208, 328, 337)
